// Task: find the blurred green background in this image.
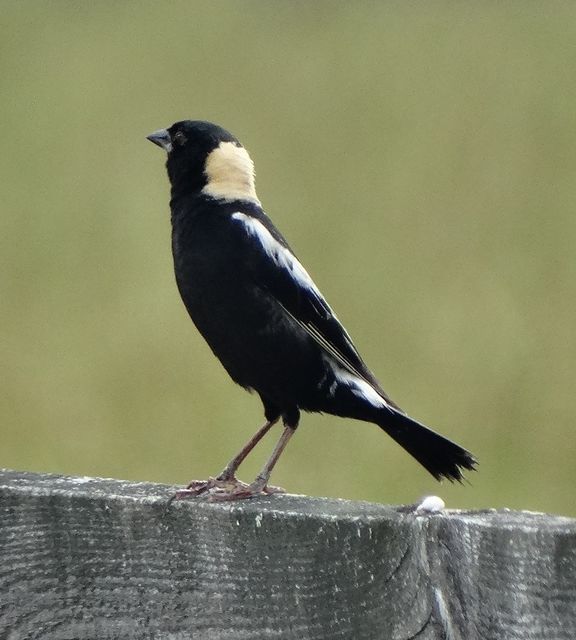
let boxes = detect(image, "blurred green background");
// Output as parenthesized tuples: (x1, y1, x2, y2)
(1, 3, 575, 516)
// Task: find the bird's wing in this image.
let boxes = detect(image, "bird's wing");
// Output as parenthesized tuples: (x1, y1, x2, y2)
(230, 211, 399, 407)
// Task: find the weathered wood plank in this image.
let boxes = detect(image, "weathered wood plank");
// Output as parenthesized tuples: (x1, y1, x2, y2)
(1, 469, 575, 639)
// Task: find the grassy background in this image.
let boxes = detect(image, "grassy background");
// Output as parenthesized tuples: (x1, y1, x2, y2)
(1, 3, 575, 515)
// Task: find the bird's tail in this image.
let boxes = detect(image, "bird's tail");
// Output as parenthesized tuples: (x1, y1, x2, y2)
(376, 407, 477, 481)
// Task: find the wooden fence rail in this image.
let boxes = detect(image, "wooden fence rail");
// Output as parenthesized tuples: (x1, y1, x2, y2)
(1, 469, 575, 639)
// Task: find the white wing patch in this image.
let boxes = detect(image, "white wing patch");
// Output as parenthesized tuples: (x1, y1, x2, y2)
(231, 212, 321, 296)
(232, 211, 391, 412)
(330, 360, 390, 410)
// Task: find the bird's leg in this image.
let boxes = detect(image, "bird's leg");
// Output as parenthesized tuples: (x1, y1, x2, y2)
(210, 424, 296, 501)
(168, 418, 279, 503)
(216, 417, 279, 482)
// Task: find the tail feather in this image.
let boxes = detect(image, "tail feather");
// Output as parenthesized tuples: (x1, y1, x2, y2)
(377, 408, 477, 482)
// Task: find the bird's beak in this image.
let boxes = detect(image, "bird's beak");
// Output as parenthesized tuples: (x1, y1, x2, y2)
(146, 128, 172, 153)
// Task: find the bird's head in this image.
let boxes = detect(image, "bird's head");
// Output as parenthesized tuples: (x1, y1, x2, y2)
(147, 120, 259, 203)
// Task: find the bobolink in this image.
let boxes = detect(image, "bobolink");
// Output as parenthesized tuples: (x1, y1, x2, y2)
(147, 120, 476, 501)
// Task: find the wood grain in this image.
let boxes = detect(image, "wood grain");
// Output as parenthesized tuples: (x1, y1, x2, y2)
(1, 470, 575, 639)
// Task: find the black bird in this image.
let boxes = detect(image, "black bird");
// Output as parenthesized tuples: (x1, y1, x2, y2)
(147, 120, 476, 501)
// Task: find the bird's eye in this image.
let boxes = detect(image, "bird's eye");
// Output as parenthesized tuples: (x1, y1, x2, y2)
(173, 131, 187, 146)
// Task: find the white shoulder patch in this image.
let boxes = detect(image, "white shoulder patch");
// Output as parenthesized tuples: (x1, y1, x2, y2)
(231, 212, 321, 296)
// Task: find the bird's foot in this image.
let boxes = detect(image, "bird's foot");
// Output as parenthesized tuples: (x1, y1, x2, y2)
(167, 475, 285, 505)
(167, 475, 248, 504)
(208, 478, 285, 502)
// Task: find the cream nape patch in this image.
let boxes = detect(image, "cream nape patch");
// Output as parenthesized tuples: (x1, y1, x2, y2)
(202, 142, 260, 204)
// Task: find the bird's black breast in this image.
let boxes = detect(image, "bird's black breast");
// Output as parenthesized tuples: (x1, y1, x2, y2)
(171, 198, 255, 333)
(170, 196, 326, 407)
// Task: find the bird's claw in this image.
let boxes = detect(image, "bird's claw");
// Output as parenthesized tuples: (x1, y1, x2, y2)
(262, 484, 285, 495)
(208, 480, 285, 502)
(167, 474, 286, 504)
(166, 476, 241, 503)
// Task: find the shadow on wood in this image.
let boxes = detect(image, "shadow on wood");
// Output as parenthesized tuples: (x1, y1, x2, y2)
(1, 469, 575, 639)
